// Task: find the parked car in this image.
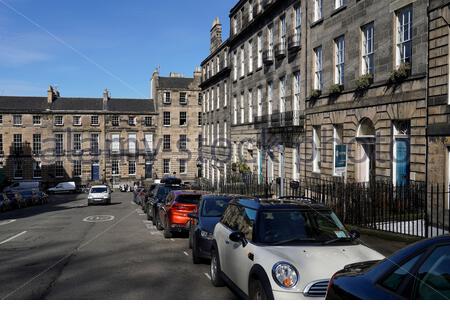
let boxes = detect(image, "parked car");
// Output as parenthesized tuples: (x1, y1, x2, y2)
(157, 190, 206, 238)
(35, 191, 49, 205)
(48, 181, 78, 194)
(19, 190, 39, 206)
(326, 235, 450, 300)
(4, 180, 42, 193)
(88, 185, 112, 205)
(5, 192, 27, 209)
(209, 198, 385, 300)
(133, 187, 145, 205)
(188, 195, 234, 263)
(0, 193, 12, 212)
(146, 183, 183, 223)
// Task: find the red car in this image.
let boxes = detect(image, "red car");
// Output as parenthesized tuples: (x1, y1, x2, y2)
(157, 190, 207, 238)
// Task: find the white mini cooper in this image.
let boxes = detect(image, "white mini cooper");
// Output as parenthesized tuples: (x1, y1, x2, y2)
(210, 198, 385, 299)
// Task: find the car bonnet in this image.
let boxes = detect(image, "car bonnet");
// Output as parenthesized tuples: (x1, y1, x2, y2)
(260, 244, 385, 292)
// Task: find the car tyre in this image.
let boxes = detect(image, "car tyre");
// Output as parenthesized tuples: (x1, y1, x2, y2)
(249, 277, 274, 300)
(192, 240, 202, 264)
(210, 249, 225, 287)
(156, 215, 164, 231)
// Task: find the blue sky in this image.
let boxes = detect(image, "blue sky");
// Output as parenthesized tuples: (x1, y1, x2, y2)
(0, 0, 236, 98)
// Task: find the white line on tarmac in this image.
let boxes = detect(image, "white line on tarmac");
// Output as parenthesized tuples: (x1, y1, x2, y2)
(170, 239, 175, 242)
(0, 219, 16, 226)
(0, 231, 27, 245)
(204, 273, 211, 280)
(183, 251, 189, 256)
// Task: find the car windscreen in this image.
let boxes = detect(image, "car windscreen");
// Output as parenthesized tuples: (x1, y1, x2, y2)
(256, 209, 350, 245)
(202, 198, 232, 217)
(156, 186, 181, 201)
(91, 187, 108, 194)
(175, 194, 202, 205)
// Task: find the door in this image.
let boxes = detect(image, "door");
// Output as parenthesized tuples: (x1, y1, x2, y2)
(215, 205, 240, 277)
(395, 139, 410, 187)
(145, 162, 153, 179)
(91, 161, 100, 181)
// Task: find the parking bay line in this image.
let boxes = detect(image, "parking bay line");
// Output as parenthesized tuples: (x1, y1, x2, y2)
(0, 231, 27, 245)
(204, 273, 211, 280)
(0, 219, 16, 226)
(183, 251, 189, 256)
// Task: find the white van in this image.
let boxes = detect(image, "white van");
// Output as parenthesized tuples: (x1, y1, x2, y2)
(4, 181, 42, 193)
(47, 182, 77, 194)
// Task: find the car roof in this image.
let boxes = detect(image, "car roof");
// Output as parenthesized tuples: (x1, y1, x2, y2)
(91, 185, 108, 188)
(201, 194, 238, 200)
(229, 197, 331, 211)
(170, 190, 208, 196)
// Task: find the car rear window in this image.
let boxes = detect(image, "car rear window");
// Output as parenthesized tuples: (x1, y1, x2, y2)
(203, 198, 232, 217)
(176, 194, 202, 205)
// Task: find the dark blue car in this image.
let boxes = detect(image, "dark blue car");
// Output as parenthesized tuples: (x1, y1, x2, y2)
(188, 195, 234, 264)
(326, 235, 450, 300)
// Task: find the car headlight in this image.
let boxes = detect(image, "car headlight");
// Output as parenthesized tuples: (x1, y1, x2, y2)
(200, 230, 214, 240)
(103, 194, 109, 199)
(88, 195, 93, 199)
(272, 262, 299, 289)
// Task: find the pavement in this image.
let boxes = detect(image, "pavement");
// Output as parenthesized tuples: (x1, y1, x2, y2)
(0, 192, 236, 300)
(0, 192, 413, 300)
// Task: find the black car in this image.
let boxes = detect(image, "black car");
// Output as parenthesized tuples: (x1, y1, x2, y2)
(326, 235, 450, 300)
(188, 195, 234, 264)
(146, 183, 182, 224)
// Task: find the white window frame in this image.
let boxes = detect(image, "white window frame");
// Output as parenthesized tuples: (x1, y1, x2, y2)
(13, 114, 22, 126)
(112, 159, 120, 176)
(111, 134, 120, 154)
(279, 76, 286, 114)
(257, 33, 263, 68)
(335, 0, 345, 10)
(91, 115, 99, 126)
(240, 92, 245, 124)
(248, 89, 253, 123)
(73, 115, 82, 126)
(54, 115, 64, 126)
(128, 160, 136, 176)
(257, 86, 263, 118)
(164, 91, 172, 104)
(163, 159, 170, 175)
(128, 133, 137, 154)
(333, 125, 344, 177)
(362, 23, 374, 75)
(224, 81, 228, 107)
(33, 115, 42, 126)
(233, 95, 238, 125)
(248, 40, 254, 74)
(313, 127, 321, 173)
(268, 81, 273, 116)
(73, 160, 82, 178)
(396, 6, 413, 67)
(335, 36, 345, 85)
(314, 46, 323, 90)
(223, 121, 228, 147)
(233, 51, 238, 81)
(314, 0, 323, 22)
(179, 159, 187, 175)
(240, 46, 245, 78)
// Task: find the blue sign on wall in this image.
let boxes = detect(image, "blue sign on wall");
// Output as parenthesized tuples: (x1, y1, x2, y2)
(334, 145, 347, 176)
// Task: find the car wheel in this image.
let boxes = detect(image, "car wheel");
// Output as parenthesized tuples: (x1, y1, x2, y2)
(249, 278, 273, 300)
(192, 240, 202, 264)
(210, 249, 225, 287)
(188, 232, 193, 249)
(156, 215, 164, 231)
(163, 218, 172, 238)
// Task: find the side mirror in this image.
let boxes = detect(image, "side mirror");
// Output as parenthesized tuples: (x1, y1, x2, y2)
(188, 213, 198, 220)
(229, 231, 247, 247)
(349, 230, 361, 240)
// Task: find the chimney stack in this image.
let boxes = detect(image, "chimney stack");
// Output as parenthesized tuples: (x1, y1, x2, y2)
(103, 89, 110, 110)
(210, 17, 222, 53)
(47, 85, 59, 104)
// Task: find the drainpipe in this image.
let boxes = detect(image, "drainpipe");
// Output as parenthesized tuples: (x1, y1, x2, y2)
(425, 6, 430, 238)
(303, 0, 309, 183)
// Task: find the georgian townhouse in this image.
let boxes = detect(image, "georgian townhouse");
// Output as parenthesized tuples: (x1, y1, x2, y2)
(305, 0, 428, 185)
(151, 70, 202, 182)
(0, 86, 157, 187)
(201, 0, 307, 187)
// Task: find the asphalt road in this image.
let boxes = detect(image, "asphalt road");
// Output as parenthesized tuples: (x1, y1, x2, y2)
(0, 192, 237, 300)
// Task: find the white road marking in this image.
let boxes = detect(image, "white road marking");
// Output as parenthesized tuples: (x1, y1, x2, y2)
(170, 238, 175, 242)
(0, 219, 16, 226)
(183, 251, 189, 256)
(139, 214, 146, 216)
(204, 273, 211, 280)
(0, 231, 27, 245)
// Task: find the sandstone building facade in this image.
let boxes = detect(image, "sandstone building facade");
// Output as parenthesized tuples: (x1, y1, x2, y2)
(0, 71, 202, 187)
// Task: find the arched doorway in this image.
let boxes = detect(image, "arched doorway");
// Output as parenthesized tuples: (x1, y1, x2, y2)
(356, 118, 376, 184)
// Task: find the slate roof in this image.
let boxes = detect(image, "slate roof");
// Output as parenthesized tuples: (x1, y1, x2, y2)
(0, 96, 156, 114)
(158, 77, 194, 90)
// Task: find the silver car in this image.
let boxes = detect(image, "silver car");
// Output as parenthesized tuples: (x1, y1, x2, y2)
(88, 185, 112, 205)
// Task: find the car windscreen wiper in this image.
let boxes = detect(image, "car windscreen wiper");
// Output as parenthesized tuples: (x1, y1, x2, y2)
(322, 237, 353, 245)
(268, 237, 318, 246)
